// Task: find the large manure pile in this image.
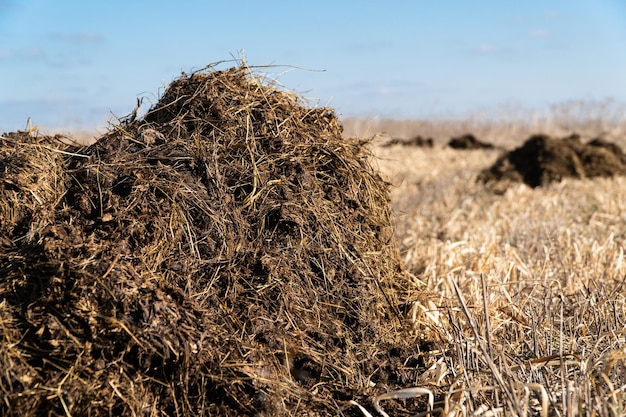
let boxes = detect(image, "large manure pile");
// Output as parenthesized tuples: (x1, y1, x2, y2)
(0, 65, 421, 416)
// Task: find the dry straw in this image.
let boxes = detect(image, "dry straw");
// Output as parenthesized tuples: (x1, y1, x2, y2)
(375, 132, 626, 416)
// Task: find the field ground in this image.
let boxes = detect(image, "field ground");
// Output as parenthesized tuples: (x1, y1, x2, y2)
(364, 117, 626, 416)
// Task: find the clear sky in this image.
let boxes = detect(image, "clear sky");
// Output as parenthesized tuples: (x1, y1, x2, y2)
(1, 0, 625, 131)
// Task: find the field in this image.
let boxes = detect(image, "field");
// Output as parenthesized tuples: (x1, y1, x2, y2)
(352, 113, 626, 416)
(4, 64, 626, 416)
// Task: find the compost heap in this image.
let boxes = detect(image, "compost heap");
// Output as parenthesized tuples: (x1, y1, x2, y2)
(479, 133, 626, 189)
(0, 66, 422, 416)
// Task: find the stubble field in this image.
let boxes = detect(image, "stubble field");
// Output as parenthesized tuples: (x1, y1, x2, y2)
(357, 115, 626, 416)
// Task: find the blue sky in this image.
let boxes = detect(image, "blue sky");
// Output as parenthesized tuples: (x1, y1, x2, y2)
(1, 1, 625, 131)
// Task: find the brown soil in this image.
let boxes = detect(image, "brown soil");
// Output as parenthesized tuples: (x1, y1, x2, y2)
(478, 133, 626, 189)
(447, 133, 494, 149)
(0, 65, 426, 416)
(383, 135, 434, 148)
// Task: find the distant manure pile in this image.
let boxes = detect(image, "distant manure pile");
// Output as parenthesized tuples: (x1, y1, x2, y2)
(0, 65, 423, 416)
(382, 135, 434, 148)
(447, 133, 494, 150)
(479, 133, 626, 189)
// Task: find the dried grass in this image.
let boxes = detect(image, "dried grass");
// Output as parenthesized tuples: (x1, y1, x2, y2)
(374, 138, 626, 416)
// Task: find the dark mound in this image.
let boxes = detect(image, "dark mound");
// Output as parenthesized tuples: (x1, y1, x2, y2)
(0, 65, 423, 416)
(447, 133, 494, 150)
(383, 135, 434, 148)
(478, 133, 626, 188)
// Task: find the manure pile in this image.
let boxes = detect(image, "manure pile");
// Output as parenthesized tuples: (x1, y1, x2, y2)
(479, 133, 626, 189)
(0, 65, 423, 416)
(447, 133, 494, 150)
(382, 135, 434, 148)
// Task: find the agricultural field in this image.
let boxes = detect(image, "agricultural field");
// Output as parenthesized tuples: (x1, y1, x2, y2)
(356, 114, 626, 416)
(2, 64, 626, 416)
